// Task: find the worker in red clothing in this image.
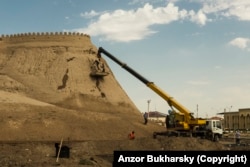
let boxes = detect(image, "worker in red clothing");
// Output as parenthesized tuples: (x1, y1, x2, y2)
(128, 131, 135, 140)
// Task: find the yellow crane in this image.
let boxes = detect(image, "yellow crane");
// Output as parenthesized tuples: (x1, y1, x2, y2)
(97, 47, 223, 141)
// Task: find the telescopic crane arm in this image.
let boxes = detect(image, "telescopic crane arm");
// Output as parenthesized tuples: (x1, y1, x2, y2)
(97, 47, 195, 123)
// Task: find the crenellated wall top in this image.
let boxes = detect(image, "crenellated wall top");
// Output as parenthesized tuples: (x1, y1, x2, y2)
(0, 32, 92, 47)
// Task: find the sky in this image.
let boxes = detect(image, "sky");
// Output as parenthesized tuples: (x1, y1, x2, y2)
(1, 0, 250, 118)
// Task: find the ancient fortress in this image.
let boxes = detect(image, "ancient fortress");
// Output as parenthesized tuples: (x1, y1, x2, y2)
(0, 32, 165, 141)
(0, 32, 137, 112)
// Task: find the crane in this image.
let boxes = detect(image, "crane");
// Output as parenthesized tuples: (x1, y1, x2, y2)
(97, 47, 223, 141)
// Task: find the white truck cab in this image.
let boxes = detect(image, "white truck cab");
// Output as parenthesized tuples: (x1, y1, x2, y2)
(205, 119, 223, 141)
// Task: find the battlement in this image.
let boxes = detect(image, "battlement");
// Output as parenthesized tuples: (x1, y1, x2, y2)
(0, 32, 92, 47)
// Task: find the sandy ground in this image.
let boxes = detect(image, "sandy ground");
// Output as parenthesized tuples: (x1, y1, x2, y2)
(0, 136, 249, 167)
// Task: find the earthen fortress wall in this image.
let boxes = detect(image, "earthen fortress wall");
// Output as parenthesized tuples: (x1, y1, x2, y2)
(0, 32, 91, 48)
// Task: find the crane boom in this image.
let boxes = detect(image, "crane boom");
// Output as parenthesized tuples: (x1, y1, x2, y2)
(98, 47, 205, 130)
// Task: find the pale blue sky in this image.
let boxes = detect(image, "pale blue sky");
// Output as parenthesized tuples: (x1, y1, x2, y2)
(1, 0, 250, 117)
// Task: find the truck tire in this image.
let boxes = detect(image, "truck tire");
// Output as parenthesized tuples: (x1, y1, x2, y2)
(214, 134, 219, 142)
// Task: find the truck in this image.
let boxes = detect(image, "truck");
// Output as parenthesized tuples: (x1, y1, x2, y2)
(97, 47, 223, 141)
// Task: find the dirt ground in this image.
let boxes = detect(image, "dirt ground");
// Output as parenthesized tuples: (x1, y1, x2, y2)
(0, 134, 250, 167)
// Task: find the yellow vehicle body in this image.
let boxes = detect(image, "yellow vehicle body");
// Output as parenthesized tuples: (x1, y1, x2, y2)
(148, 83, 206, 130)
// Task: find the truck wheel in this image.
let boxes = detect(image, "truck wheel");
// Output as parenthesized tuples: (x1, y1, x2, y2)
(214, 135, 219, 142)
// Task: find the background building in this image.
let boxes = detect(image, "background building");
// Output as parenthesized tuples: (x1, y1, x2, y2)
(147, 111, 167, 126)
(221, 108, 250, 131)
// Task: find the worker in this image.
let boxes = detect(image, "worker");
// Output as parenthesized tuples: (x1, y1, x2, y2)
(128, 131, 135, 140)
(235, 130, 240, 145)
(165, 115, 170, 128)
(143, 112, 148, 125)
